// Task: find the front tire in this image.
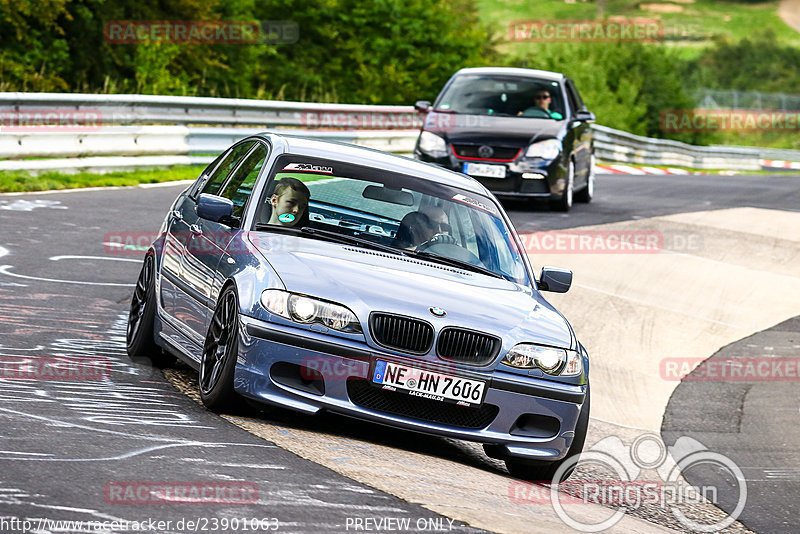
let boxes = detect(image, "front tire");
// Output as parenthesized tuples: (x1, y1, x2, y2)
(505, 385, 590, 482)
(575, 154, 595, 203)
(199, 287, 240, 411)
(550, 159, 574, 212)
(127, 253, 172, 366)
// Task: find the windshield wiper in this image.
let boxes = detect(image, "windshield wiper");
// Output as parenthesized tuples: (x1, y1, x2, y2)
(300, 227, 411, 256)
(407, 250, 504, 279)
(255, 223, 409, 256)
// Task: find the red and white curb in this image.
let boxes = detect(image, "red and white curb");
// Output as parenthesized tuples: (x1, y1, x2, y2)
(761, 159, 800, 170)
(595, 164, 694, 175)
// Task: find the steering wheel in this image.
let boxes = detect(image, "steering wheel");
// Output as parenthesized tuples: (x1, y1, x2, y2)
(416, 235, 484, 267)
(519, 107, 551, 119)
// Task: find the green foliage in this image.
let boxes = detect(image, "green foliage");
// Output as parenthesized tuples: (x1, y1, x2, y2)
(0, 0, 493, 103)
(507, 42, 708, 144)
(684, 30, 800, 94)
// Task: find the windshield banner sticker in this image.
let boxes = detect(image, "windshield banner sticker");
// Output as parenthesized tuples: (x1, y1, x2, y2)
(451, 193, 498, 216)
(283, 163, 333, 174)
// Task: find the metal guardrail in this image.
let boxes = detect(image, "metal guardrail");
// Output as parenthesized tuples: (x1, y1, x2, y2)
(1, 93, 799, 174)
(591, 124, 769, 171)
(0, 92, 420, 128)
(695, 89, 800, 112)
(0, 126, 420, 173)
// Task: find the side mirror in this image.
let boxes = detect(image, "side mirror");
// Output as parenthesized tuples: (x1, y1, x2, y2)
(196, 193, 234, 223)
(414, 100, 432, 113)
(538, 266, 572, 293)
(574, 110, 596, 123)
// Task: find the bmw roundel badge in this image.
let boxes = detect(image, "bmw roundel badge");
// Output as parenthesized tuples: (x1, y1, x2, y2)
(429, 307, 447, 317)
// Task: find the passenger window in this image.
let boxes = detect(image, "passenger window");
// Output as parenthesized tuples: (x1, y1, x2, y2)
(220, 143, 269, 220)
(200, 141, 257, 197)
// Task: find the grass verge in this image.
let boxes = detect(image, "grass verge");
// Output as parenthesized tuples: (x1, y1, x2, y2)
(0, 166, 205, 193)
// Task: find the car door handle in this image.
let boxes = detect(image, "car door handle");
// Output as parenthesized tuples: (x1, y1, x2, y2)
(172, 209, 183, 221)
(189, 224, 202, 235)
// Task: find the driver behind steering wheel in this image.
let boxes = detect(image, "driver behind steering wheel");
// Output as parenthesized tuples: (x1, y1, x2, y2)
(418, 206, 456, 248)
(393, 206, 455, 251)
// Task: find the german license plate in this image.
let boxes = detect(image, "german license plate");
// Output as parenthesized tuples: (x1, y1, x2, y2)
(463, 163, 507, 179)
(372, 360, 486, 407)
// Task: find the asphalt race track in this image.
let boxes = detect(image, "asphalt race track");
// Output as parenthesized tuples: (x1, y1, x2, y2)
(1, 172, 799, 533)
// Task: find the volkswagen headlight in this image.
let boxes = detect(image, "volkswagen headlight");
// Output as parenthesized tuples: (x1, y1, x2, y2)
(525, 139, 561, 161)
(261, 290, 362, 333)
(502, 343, 581, 376)
(418, 131, 448, 158)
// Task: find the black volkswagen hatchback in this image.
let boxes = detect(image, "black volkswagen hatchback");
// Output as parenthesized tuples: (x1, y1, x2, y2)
(413, 67, 595, 211)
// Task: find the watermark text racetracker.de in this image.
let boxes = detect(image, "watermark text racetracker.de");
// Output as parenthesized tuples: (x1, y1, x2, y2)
(104, 20, 298, 44)
(0, 356, 112, 381)
(661, 109, 800, 133)
(105, 481, 258, 505)
(508, 433, 747, 532)
(0, 517, 279, 532)
(515, 230, 703, 254)
(508, 18, 707, 43)
(300, 111, 421, 129)
(0, 108, 103, 132)
(508, 18, 662, 43)
(661, 357, 800, 381)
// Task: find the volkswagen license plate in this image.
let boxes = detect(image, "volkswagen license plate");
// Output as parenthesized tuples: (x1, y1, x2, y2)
(372, 360, 486, 407)
(463, 163, 506, 179)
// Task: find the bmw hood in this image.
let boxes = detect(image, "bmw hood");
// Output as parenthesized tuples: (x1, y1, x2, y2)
(248, 233, 573, 349)
(425, 111, 566, 147)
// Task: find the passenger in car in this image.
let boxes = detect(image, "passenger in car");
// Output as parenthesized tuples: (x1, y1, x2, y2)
(266, 177, 310, 227)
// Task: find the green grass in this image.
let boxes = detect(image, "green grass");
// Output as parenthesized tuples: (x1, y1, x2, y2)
(479, 0, 800, 59)
(0, 166, 205, 193)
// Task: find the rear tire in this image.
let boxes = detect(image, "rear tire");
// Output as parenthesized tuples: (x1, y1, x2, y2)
(199, 287, 240, 411)
(550, 160, 574, 212)
(126, 254, 173, 367)
(505, 385, 590, 482)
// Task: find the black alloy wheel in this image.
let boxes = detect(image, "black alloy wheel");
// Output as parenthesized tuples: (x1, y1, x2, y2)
(199, 287, 240, 410)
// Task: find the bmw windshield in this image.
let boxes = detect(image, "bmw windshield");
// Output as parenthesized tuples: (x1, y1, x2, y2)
(253, 156, 530, 285)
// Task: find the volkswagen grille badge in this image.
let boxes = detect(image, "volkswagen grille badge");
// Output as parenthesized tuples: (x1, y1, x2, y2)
(477, 145, 494, 159)
(429, 307, 447, 317)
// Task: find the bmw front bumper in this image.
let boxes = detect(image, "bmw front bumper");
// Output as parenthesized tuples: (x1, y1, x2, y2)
(235, 315, 586, 462)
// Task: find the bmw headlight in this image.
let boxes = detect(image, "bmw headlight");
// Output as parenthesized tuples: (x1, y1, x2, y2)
(525, 139, 561, 161)
(502, 343, 581, 376)
(418, 131, 448, 158)
(260, 290, 362, 333)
